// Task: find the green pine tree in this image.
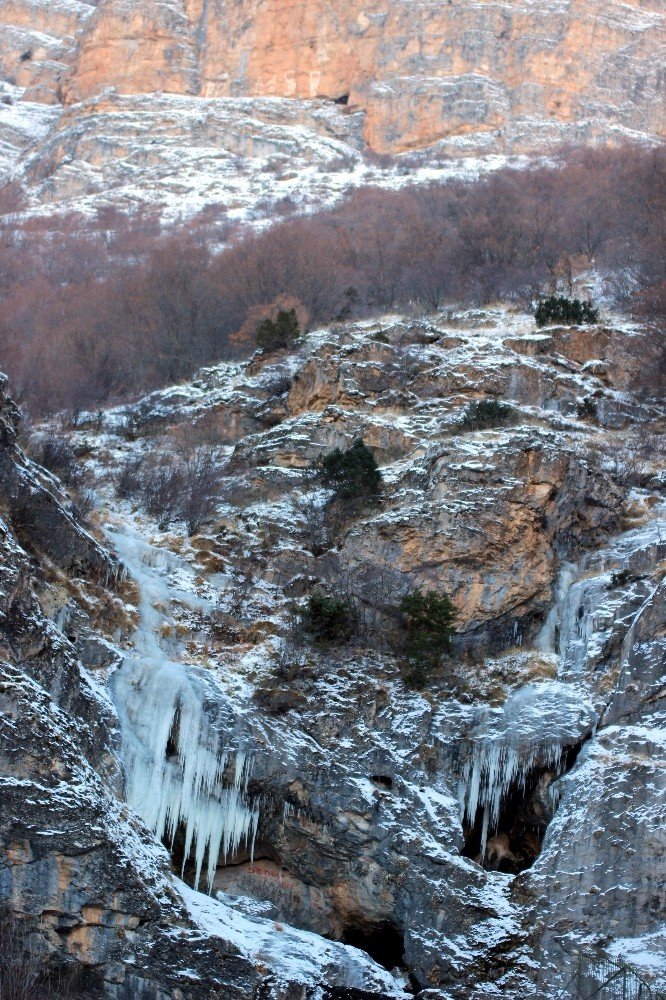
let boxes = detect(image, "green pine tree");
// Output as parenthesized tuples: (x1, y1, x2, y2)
(299, 592, 352, 644)
(256, 309, 301, 351)
(318, 439, 382, 507)
(399, 588, 457, 686)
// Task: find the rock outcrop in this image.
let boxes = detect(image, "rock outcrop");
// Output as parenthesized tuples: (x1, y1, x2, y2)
(57, 0, 666, 153)
(0, 0, 93, 103)
(1, 308, 661, 997)
(0, 372, 407, 999)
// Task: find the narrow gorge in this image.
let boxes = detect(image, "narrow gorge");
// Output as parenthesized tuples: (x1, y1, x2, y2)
(0, 0, 663, 993)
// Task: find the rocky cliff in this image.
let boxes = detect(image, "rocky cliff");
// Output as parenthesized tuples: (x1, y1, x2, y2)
(0, 0, 663, 214)
(1, 308, 664, 998)
(0, 371, 408, 999)
(60, 0, 665, 152)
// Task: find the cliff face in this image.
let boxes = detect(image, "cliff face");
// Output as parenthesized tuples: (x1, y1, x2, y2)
(59, 0, 666, 153)
(0, 0, 92, 104)
(1, 309, 664, 998)
(0, 0, 663, 213)
(0, 376, 405, 998)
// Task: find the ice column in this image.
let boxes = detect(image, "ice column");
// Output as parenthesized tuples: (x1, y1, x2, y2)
(113, 660, 259, 892)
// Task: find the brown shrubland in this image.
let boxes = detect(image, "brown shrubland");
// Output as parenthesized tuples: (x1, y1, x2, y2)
(0, 144, 662, 415)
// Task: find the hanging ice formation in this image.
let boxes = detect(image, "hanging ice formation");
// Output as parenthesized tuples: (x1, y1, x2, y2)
(537, 565, 612, 675)
(536, 561, 577, 658)
(114, 659, 260, 893)
(458, 511, 666, 862)
(536, 513, 666, 676)
(106, 521, 258, 893)
(457, 736, 566, 859)
(107, 579, 258, 896)
(456, 683, 597, 860)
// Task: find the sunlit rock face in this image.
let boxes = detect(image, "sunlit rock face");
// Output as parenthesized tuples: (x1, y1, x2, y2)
(0, 0, 93, 103)
(56, 0, 664, 152)
(0, 0, 663, 214)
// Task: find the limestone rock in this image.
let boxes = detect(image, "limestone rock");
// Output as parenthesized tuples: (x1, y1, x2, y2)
(0, 0, 663, 212)
(0, 308, 664, 996)
(58, 0, 664, 155)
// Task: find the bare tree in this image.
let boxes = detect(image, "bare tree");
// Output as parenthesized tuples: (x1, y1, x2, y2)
(179, 445, 223, 535)
(0, 906, 44, 1000)
(300, 494, 334, 556)
(1, 144, 662, 416)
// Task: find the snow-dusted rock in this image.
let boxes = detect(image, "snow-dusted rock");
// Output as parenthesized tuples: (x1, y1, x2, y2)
(0, 308, 664, 996)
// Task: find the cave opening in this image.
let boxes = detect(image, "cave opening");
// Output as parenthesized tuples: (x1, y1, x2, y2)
(166, 823, 272, 886)
(370, 774, 393, 790)
(461, 741, 586, 873)
(342, 922, 406, 974)
(166, 825, 419, 990)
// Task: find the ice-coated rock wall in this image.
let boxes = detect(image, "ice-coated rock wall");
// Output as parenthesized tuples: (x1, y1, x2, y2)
(112, 659, 259, 891)
(457, 682, 597, 858)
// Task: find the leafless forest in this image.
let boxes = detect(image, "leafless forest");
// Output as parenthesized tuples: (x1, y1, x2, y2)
(1, 144, 663, 415)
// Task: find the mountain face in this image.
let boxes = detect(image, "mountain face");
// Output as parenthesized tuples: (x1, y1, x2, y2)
(0, 0, 664, 995)
(0, 0, 663, 214)
(1, 310, 664, 998)
(56, 0, 665, 147)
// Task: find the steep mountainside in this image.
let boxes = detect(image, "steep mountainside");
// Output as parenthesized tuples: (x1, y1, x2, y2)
(0, 370, 408, 999)
(1, 308, 664, 998)
(0, 0, 663, 215)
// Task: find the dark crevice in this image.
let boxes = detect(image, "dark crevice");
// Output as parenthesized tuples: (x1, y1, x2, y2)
(165, 701, 181, 760)
(341, 923, 411, 979)
(165, 821, 189, 878)
(370, 774, 393, 790)
(461, 737, 590, 873)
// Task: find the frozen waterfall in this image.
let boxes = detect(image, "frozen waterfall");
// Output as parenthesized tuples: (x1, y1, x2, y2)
(107, 520, 258, 892)
(112, 659, 259, 891)
(459, 511, 666, 862)
(537, 513, 666, 677)
(457, 683, 597, 859)
(537, 565, 614, 675)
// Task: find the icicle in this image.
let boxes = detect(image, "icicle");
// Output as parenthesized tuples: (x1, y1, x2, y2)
(458, 735, 566, 861)
(106, 519, 260, 894)
(112, 659, 260, 893)
(456, 682, 595, 862)
(249, 806, 259, 864)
